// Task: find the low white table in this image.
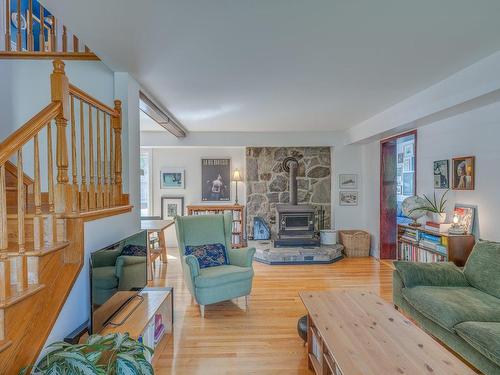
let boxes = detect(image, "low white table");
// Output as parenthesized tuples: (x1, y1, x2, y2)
(249, 240, 343, 265)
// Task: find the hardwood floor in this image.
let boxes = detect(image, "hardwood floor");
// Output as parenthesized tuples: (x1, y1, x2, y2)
(150, 248, 394, 374)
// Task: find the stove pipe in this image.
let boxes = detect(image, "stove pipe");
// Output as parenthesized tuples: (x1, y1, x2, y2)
(283, 157, 299, 205)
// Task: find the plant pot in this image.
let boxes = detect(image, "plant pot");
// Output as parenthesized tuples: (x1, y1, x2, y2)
(431, 212, 447, 224)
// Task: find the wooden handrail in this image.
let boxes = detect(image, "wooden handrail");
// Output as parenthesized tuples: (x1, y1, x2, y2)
(0, 102, 61, 165)
(69, 84, 118, 116)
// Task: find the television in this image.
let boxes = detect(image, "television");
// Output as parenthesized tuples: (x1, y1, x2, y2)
(90, 230, 148, 333)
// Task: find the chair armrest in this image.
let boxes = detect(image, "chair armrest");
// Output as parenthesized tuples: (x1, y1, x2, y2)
(393, 261, 469, 288)
(227, 247, 256, 268)
(115, 256, 146, 279)
(183, 255, 200, 278)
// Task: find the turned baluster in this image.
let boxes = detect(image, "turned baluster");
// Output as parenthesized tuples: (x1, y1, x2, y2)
(103, 113, 109, 207)
(109, 113, 115, 206)
(27, 0, 34, 51)
(72, 35, 79, 52)
(96, 110, 103, 208)
(39, 3, 45, 52)
(5, 0, 11, 51)
(70, 95, 78, 212)
(0, 164, 7, 249)
(62, 25, 68, 52)
(17, 149, 25, 252)
(88, 105, 96, 209)
(80, 100, 88, 210)
(16, 0, 21, 51)
(33, 134, 43, 249)
(112, 100, 122, 205)
(47, 122, 56, 243)
(49, 15, 56, 52)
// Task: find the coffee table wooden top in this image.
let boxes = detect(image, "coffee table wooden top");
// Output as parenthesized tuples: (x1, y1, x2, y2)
(299, 290, 476, 375)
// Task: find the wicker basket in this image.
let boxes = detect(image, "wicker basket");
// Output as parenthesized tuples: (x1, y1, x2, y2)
(339, 230, 371, 257)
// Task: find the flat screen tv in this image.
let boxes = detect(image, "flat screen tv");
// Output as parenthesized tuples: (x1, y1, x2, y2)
(90, 230, 148, 333)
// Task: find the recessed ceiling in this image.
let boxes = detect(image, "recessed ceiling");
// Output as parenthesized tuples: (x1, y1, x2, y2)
(45, 0, 500, 132)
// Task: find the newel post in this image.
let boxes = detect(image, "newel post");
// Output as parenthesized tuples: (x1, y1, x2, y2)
(51, 59, 71, 214)
(112, 100, 123, 206)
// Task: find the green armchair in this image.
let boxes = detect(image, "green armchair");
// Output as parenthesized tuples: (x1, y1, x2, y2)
(175, 213, 256, 317)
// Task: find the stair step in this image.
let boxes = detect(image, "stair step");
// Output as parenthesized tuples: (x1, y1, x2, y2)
(0, 241, 70, 257)
(0, 340, 12, 353)
(0, 284, 45, 309)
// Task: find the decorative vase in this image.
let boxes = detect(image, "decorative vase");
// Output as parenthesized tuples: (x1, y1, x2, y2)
(431, 212, 447, 224)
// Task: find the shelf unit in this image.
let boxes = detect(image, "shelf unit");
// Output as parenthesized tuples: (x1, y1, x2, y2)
(187, 204, 246, 248)
(397, 224, 475, 266)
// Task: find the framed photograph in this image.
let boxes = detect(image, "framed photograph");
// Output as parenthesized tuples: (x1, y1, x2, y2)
(161, 196, 184, 220)
(403, 143, 413, 158)
(339, 191, 358, 206)
(403, 157, 414, 172)
(454, 204, 476, 235)
(160, 168, 185, 189)
(397, 153, 404, 164)
(433, 160, 449, 189)
(402, 173, 414, 195)
(397, 185, 402, 195)
(339, 174, 358, 189)
(452, 156, 475, 190)
(202, 158, 231, 201)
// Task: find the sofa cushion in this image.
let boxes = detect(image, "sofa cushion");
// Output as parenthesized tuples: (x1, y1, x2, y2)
(195, 265, 253, 288)
(185, 243, 228, 269)
(455, 322, 500, 366)
(92, 266, 118, 289)
(402, 286, 500, 332)
(121, 244, 147, 257)
(464, 240, 500, 298)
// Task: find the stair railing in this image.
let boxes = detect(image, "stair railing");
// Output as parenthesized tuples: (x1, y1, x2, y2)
(0, 60, 123, 262)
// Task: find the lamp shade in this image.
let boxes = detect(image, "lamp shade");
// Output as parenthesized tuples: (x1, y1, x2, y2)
(232, 169, 242, 182)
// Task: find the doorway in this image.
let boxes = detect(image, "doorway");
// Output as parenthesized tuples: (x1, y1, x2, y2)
(380, 131, 417, 259)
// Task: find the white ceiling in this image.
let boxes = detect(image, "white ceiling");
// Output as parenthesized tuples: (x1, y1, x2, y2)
(45, 0, 500, 132)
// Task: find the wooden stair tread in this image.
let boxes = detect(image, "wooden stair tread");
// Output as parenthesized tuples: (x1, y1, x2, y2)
(0, 241, 70, 256)
(0, 340, 12, 353)
(0, 284, 45, 308)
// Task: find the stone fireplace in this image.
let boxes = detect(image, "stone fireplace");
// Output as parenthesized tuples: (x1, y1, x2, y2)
(245, 147, 331, 239)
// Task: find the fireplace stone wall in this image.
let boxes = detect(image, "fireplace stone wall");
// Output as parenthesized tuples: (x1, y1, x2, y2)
(245, 147, 331, 239)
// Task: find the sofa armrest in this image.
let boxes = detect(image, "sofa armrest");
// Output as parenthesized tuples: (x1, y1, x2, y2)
(394, 261, 469, 289)
(184, 255, 200, 278)
(227, 247, 256, 268)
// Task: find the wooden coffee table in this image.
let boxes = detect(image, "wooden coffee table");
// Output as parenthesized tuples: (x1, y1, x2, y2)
(299, 290, 477, 375)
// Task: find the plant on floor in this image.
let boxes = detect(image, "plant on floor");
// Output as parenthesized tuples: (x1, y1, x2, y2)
(409, 189, 449, 222)
(19, 333, 154, 375)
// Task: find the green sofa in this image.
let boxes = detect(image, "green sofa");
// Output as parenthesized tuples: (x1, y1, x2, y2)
(175, 213, 256, 318)
(393, 240, 500, 375)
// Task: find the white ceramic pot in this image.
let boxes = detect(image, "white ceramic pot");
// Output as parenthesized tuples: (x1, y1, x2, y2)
(431, 212, 447, 224)
(320, 230, 337, 245)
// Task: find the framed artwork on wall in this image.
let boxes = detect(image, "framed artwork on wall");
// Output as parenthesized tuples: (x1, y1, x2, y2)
(452, 156, 475, 190)
(339, 191, 358, 206)
(160, 168, 185, 189)
(433, 160, 449, 189)
(161, 196, 185, 220)
(201, 158, 231, 201)
(339, 174, 358, 189)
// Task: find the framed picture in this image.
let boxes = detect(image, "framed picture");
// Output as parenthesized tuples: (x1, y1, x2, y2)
(403, 143, 413, 158)
(433, 160, 449, 189)
(397, 153, 404, 164)
(202, 158, 231, 201)
(452, 156, 475, 190)
(397, 185, 402, 195)
(339, 174, 358, 189)
(161, 196, 184, 220)
(402, 173, 414, 195)
(454, 204, 476, 235)
(339, 191, 358, 206)
(160, 168, 185, 189)
(403, 157, 414, 172)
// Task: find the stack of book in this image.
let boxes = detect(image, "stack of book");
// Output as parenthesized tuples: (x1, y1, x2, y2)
(425, 221, 452, 233)
(400, 227, 419, 243)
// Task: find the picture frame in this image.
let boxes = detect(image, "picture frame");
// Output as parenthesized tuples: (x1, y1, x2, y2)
(160, 168, 185, 189)
(161, 196, 185, 220)
(403, 143, 413, 158)
(452, 156, 475, 190)
(339, 174, 358, 189)
(402, 173, 414, 196)
(201, 158, 231, 201)
(454, 204, 476, 235)
(433, 160, 449, 189)
(397, 153, 404, 164)
(339, 191, 358, 206)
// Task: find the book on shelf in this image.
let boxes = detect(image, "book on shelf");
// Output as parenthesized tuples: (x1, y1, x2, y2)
(398, 241, 447, 263)
(425, 221, 452, 233)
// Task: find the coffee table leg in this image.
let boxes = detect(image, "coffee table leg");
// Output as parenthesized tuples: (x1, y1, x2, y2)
(307, 314, 314, 371)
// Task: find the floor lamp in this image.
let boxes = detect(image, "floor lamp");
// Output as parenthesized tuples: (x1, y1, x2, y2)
(233, 169, 242, 205)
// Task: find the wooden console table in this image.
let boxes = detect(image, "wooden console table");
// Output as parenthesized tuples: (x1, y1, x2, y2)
(187, 204, 245, 248)
(299, 290, 476, 375)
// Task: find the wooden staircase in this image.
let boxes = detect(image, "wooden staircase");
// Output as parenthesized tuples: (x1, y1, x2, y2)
(0, 60, 132, 374)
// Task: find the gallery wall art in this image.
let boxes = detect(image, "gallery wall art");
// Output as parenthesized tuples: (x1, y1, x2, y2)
(161, 196, 185, 220)
(452, 156, 475, 190)
(160, 168, 185, 189)
(433, 160, 449, 189)
(201, 158, 231, 201)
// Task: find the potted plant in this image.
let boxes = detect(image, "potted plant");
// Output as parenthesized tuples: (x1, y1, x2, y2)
(20, 333, 154, 375)
(410, 190, 449, 224)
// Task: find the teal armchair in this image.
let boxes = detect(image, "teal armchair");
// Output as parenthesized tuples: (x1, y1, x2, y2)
(175, 213, 256, 317)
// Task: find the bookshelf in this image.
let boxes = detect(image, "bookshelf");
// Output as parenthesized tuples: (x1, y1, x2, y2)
(187, 204, 246, 248)
(397, 223, 475, 266)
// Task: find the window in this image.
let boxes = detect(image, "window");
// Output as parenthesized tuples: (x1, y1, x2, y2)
(140, 149, 152, 217)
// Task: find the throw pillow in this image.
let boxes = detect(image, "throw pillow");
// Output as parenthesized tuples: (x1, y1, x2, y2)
(184, 243, 228, 269)
(121, 244, 147, 257)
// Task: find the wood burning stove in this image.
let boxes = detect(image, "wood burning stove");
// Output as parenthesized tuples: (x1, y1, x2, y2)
(274, 157, 320, 247)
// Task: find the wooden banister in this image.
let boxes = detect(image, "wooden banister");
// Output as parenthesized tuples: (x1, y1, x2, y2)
(69, 84, 117, 116)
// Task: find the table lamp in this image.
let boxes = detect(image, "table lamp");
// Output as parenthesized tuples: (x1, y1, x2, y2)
(232, 169, 242, 205)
